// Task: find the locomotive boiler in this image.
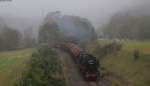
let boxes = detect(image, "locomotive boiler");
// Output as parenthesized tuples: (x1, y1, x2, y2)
(61, 43, 100, 82)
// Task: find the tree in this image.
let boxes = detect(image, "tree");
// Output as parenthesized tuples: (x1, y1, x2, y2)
(38, 12, 97, 47)
(38, 22, 60, 46)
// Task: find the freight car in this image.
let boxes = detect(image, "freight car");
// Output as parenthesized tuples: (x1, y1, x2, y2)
(61, 43, 100, 82)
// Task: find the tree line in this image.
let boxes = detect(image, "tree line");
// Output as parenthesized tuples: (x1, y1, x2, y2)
(38, 12, 97, 47)
(0, 11, 99, 51)
(103, 12, 150, 40)
(0, 25, 36, 51)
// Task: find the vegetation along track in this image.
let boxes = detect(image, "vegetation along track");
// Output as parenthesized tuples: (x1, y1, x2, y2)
(57, 49, 109, 86)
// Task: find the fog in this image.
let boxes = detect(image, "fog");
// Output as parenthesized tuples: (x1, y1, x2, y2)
(0, 0, 149, 28)
(0, 1, 150, 85)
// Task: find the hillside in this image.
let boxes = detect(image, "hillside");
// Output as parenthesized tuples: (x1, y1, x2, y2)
(102, 41, 150, 86)
(87, 40, 150, 86)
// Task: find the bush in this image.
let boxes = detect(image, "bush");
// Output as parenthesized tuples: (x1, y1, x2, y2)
(89, 42, 122, 60)
(15, 47, 68, 86)
(102, 42, 122, 54)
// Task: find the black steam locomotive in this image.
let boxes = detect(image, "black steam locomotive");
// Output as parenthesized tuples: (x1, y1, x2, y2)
(61, 43, 100, 82)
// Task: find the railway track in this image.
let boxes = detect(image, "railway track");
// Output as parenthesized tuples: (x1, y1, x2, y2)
(87, 79, 109, 86)
(87, 82, 98, 86)
(57, 49, 110, 86)
(56, 45, 131, 86)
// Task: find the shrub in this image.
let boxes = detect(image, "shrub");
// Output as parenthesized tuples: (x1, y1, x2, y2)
(90, 42, 122, 60)
(15, 47, 68, 86)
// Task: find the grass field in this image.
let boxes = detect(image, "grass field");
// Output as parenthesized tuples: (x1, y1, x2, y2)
(97, 40, 150, 86)
(0, 41, 149, 86)
(0, 49, 34, 86)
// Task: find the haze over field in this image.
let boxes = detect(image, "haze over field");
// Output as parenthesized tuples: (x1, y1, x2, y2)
(0, 0, 150, 28)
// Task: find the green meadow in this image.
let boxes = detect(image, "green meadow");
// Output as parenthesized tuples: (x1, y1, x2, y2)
(0, 49, 34, 86)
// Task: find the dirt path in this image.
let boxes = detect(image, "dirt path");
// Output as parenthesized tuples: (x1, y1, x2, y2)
(57, 50, 110, 86)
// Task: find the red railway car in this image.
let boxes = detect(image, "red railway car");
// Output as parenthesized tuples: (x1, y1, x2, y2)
(62, 43, 100, 82)
(63, 43, 82, 57)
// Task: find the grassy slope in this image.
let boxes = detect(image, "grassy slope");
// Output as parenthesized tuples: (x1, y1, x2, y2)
(0, 49, 33, 86)
(100, 41, 150, 86)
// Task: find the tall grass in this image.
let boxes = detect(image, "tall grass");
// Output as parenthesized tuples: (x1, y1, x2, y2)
(87, 40, 150, 86)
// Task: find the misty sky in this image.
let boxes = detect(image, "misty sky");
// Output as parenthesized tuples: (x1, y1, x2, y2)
(0, 0, 149, 27)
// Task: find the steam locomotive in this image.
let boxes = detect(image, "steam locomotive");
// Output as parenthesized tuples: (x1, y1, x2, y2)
(61, 43, 100, 82)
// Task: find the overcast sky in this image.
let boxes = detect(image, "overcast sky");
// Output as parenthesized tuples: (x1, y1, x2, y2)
(0, 0, 149, 27)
